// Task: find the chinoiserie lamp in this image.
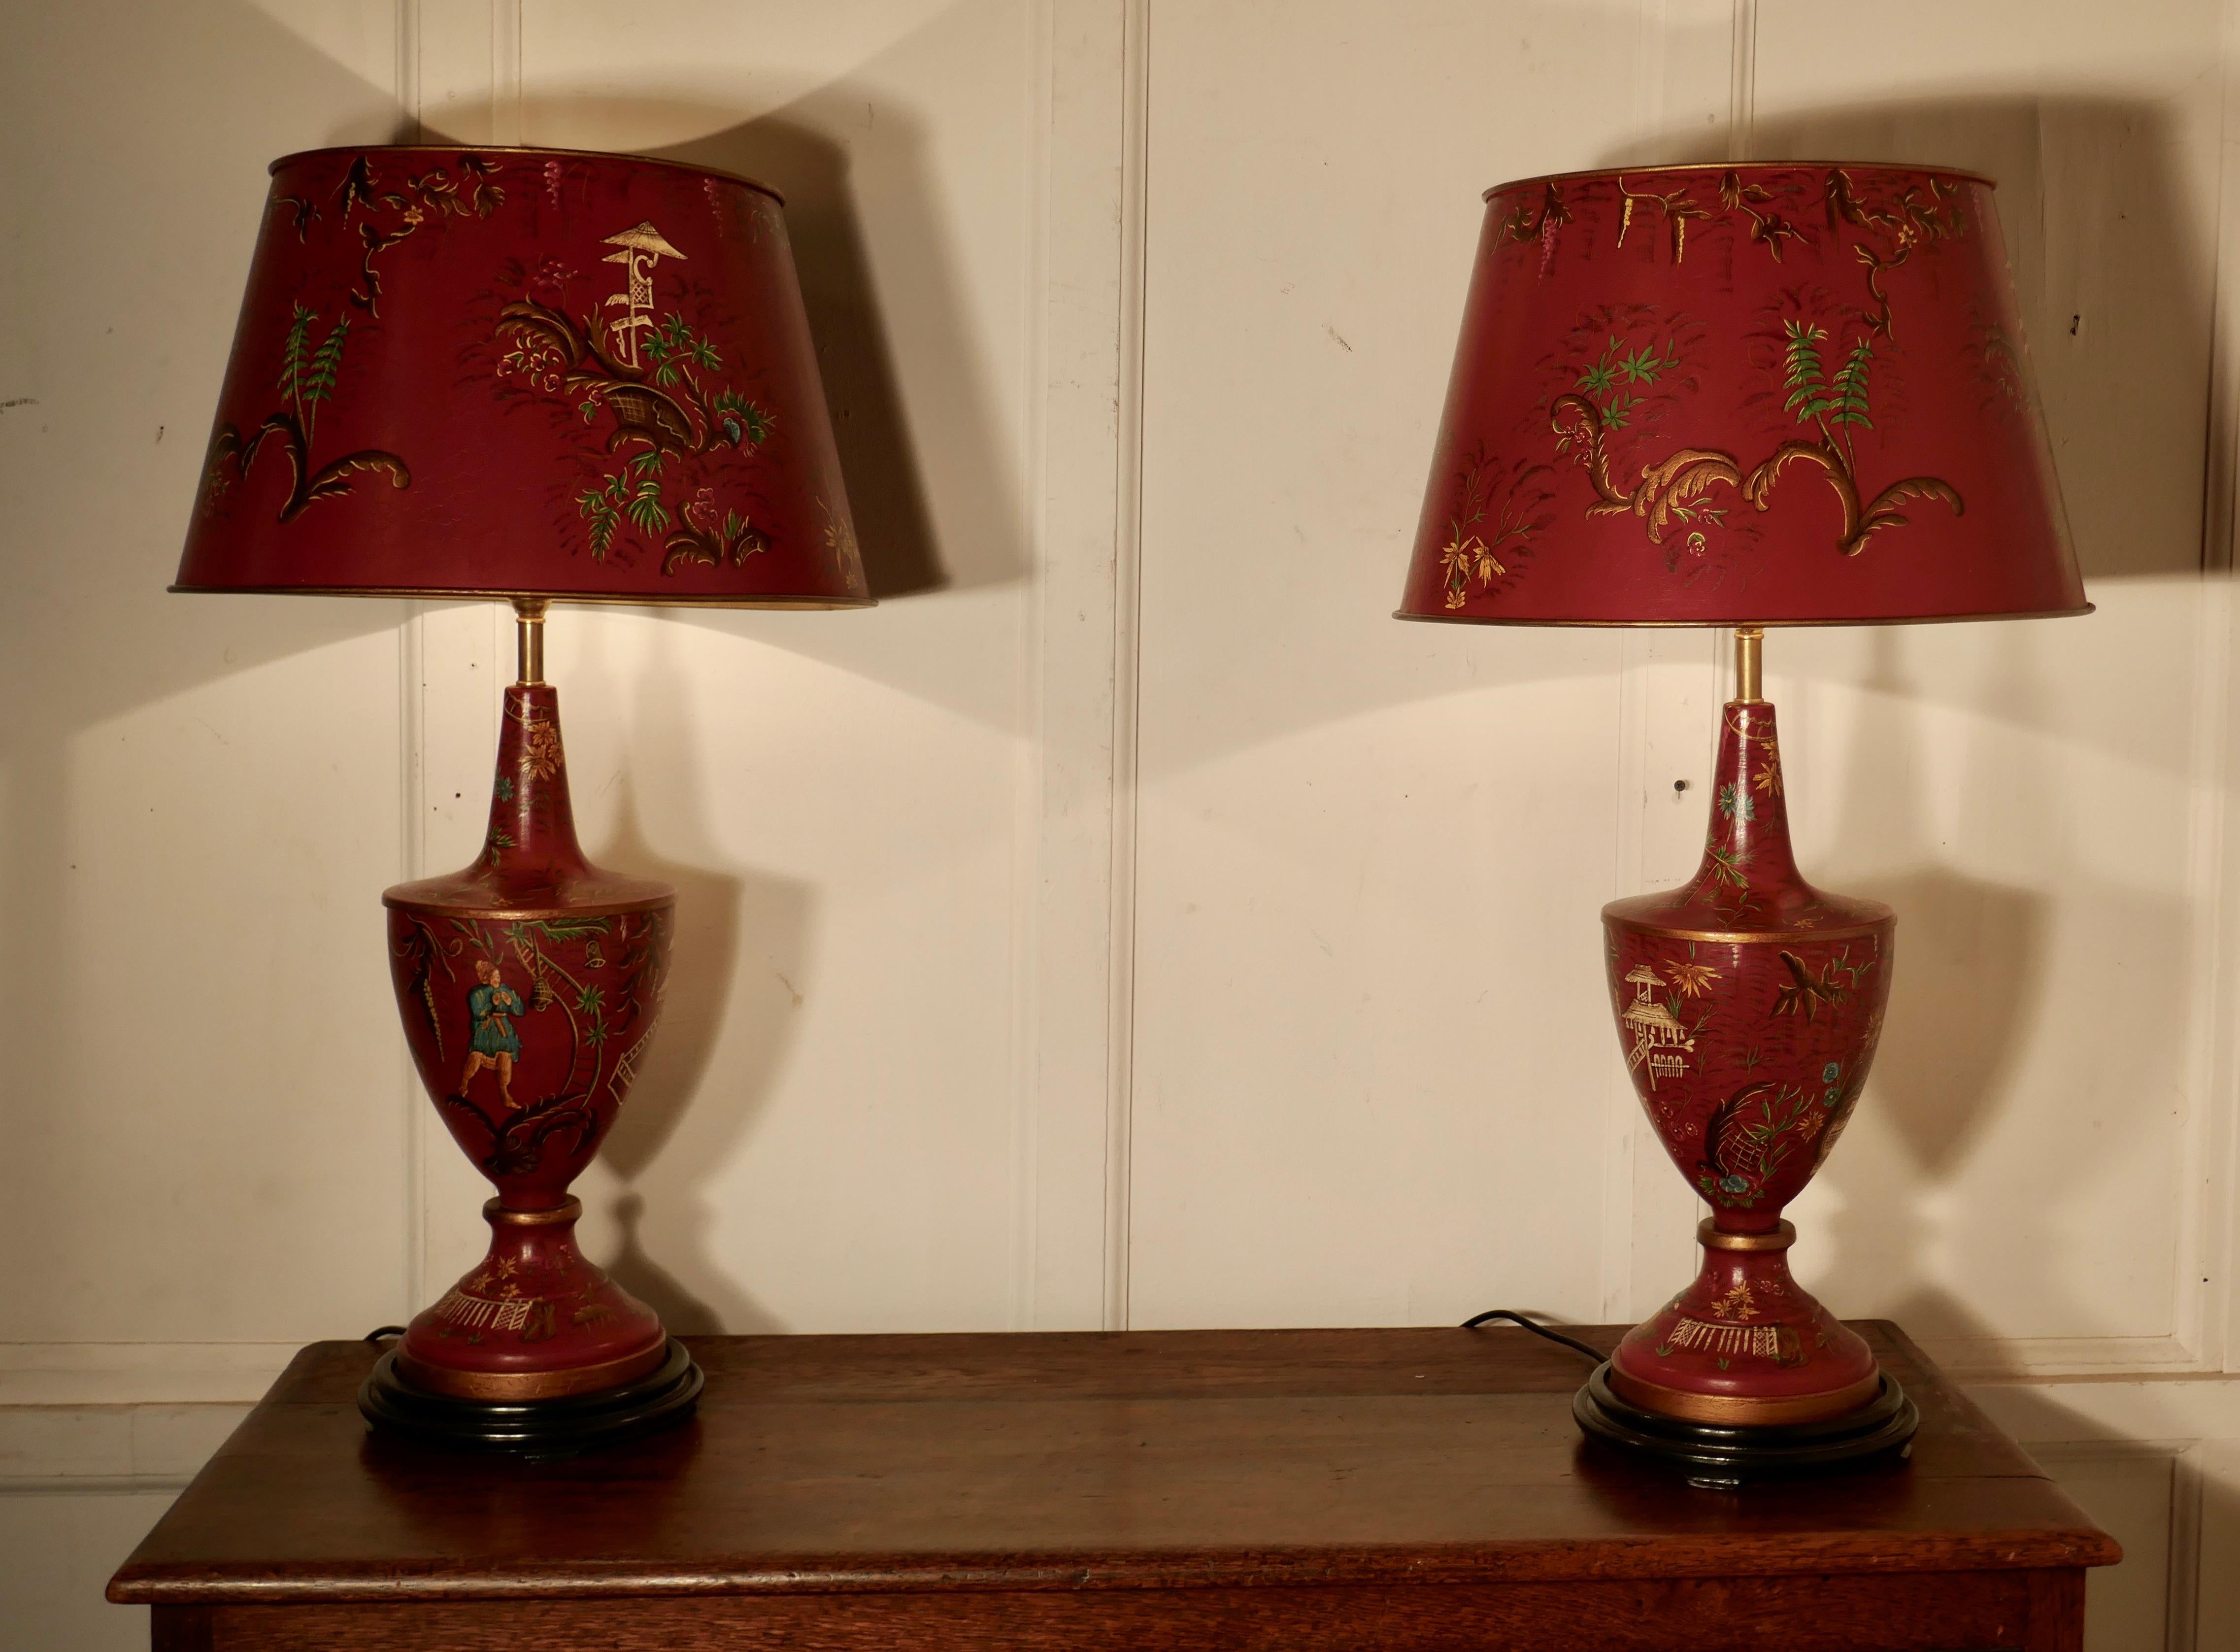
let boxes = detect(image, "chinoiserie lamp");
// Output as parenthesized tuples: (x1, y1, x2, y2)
(1398, 163, 2086, 1483)
(175, 146, 869, 1450)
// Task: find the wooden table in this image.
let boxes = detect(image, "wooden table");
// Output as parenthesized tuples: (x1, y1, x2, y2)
(109, 1321, 2117, 1650)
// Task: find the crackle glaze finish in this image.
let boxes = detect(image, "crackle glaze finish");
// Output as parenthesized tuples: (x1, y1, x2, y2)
(1603, 700, 1893, 1413)
(383, 684, 673, 1394)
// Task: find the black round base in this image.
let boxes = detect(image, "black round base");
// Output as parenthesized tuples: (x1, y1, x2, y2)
(1573, 1363, 1918, 1490)
(359, 1339, 703, 1457)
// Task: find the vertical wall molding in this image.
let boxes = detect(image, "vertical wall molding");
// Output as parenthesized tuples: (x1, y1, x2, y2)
(2210, 0, 2240, 1379)
(1726, 0, 1756, 163)
(1103, 0, 1150, 1335)
(394, 0, 427, 1335)
(1018, 0, 1146, 1332)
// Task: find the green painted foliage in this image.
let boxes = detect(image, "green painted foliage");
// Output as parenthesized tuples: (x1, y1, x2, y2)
(577, 487, 619, 558)
(1830, 336, 1873, 430)
(642, 312, 722, 387)
(1781, 320, 1834, 424)
(278, 304, 350, 441)
(279, 304, 313, 408)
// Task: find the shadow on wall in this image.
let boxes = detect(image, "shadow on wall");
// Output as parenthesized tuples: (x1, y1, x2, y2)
(490, 88, 1035, 737)
(657, 113, 962, 602)
(1799, 629, 2188, 1358)
(586, 622, 812, 1337)
(1616, 91, 2209, 582)
(496, 84, 1032, 603)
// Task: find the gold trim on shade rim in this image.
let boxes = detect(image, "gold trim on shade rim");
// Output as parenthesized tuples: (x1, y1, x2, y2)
(172, 584, 873, 610)
(268, 143, 786, 205)
(1607, 1364, 1884, 1427)
(1393, 605, 2092, 629)
(1482, 159, 2000, 201)
(395, 1340, 668, 1402)
(1699, 1218, 1796, 1253)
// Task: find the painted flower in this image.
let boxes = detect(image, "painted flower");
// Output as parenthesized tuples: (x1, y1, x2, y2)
(1750, 210, 1806, 259)
(1667, 960, 1721, 997)
(821, 503, 858, 573)
(684, 486, 719, 534)
(1822, 1061, 1841, 1082)
(520, 722, 562, 780)
(1439, 533, 1504, 607)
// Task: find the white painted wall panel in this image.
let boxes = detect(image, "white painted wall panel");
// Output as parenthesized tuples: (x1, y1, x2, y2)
(0, 0, 414, 1349)
(1128, 1, 1657, 1329)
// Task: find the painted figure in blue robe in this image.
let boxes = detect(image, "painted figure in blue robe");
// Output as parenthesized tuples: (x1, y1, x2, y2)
(460, 959, 528, 1108)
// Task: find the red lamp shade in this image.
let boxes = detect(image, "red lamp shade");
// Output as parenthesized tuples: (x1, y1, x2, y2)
(175, 145, 867, 606)
(1397, 163, 2086, 626)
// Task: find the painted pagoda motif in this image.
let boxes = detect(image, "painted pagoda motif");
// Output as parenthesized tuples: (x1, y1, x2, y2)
(602, 220, 685, 368)
(1621, 963, 1693, 1089)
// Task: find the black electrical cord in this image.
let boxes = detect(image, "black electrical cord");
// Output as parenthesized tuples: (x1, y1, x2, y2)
(1461, 1309, 1605, 1364)
(364, 1325, 405, 1343)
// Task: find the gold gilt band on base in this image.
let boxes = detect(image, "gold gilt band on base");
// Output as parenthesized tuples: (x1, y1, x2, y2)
(1606, 1363, 1884, 1427)
(395, 1340, 669, 1401)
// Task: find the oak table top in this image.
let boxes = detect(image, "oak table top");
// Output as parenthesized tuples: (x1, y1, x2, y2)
(110, 1321, 2117, 1651)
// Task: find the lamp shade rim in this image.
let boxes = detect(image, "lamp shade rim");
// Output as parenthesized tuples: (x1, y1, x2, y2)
(268, 143, 786, 206)
(1482, 158, 1997, 203)
(169, 583, 875, 610)
(1392, 603, 2093, 629)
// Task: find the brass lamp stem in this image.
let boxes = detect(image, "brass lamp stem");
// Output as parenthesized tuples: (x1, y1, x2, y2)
(513, 598, 550, 686)
(1734, 625, 1764, 704)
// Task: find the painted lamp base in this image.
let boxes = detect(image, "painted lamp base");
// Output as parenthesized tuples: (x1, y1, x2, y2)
(1610, 1219, 1881, 1425)
(373, 645, 697, 1451)
(382, 1195, 681, 1398)
(1586, 691, 1918, 1476)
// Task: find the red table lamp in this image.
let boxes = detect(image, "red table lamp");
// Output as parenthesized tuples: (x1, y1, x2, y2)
(176, 145, 869, 1451)
(1398, 163, 2087, 1484)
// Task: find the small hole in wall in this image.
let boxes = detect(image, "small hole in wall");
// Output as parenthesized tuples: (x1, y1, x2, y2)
(1673, 779, 1690, 794)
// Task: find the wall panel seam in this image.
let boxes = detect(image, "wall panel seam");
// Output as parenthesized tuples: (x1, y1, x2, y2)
(2209, 0, 2240, 1378)
(1012, 0, 1056, 1333)
(1104, 0, 1150, 1335)
(398, 0, 427, 1330)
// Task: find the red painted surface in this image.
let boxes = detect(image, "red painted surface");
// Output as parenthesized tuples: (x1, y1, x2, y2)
(175, 146, 864, 605)
(1397, 164, 2085, 626)
(384, 684, 672, 1386)
(1604, 701, 1892, 1408)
